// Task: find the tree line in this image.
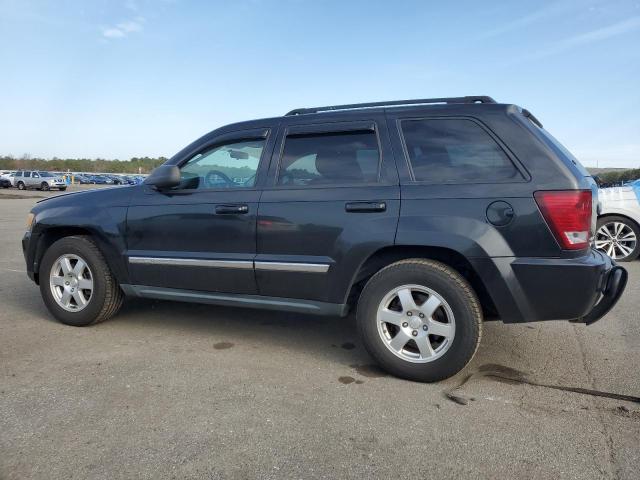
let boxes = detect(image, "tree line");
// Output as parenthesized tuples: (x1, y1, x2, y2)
(595, 168, 640, 185)
(0, 155, 168, 174)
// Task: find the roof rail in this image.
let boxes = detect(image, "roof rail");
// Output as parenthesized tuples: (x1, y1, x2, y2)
(285, 96, 496, 116)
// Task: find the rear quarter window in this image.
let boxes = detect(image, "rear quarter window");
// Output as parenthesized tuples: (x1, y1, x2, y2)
(400, 118, 523, 184)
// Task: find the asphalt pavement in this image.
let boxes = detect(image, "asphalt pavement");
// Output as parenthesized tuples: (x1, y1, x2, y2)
(1, 189, 639, 479)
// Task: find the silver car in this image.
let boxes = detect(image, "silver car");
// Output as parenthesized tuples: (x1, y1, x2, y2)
(13, 171, 67, 191)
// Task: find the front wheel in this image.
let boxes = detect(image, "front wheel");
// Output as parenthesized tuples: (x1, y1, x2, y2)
(357, 259, 482, 382)
(39, 236, 124, 326)
(595, 216, 640, 262)
(17, 182, 25, 190)
(41, 182, 50, 191)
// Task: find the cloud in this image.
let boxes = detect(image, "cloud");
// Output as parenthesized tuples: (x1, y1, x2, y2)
(531, 16, 640, 59)
(102, 28, 126, 38)
(101, 17, 145, 39)
(479, 1, 576, 40)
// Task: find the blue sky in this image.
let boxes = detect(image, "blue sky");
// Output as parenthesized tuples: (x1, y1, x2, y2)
(0, 0, 639, 168)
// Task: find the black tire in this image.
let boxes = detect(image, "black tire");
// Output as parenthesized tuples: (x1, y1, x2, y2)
(41, 182, 50, 191)
(596, 215, 640, 262)
(357, 259, 482, 382)
(39, 236, 124, 326)
(17, 182, 25, 190)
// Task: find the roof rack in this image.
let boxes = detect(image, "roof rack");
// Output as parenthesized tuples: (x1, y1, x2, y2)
(285, 96, 496, 116)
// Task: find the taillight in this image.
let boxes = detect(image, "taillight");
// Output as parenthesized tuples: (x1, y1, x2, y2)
(534, 190, 592, 250)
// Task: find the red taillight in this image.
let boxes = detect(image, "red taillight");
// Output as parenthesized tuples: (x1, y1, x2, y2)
(534, 190, 592, 250)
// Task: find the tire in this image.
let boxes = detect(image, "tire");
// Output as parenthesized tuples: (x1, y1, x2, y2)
(596, 216, 640, 262)
(17, 182, 25, 190)
(41, 182, 50, 191)
(357, 259, 482, 382)
(39, 236, 124, 326)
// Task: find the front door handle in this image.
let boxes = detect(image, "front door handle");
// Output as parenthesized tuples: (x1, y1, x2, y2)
(215, 204, 249, 214)
(345, 201, 386, 213)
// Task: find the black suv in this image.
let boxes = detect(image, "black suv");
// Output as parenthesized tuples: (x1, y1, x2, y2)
(22, 96, 627, 382)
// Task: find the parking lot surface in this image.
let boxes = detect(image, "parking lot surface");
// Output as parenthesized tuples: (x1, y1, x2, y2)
(1, 189, 639, 479)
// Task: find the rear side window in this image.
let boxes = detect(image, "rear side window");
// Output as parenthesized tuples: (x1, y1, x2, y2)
(400, 118, 522, 183)
(277, 130, 380, 186)
(24, 171, 31, 178)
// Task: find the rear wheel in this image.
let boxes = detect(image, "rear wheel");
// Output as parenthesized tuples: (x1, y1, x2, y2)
(595, 216, 640, 262)
(357, 259, 482, 382)
(39, 236, 124, 326)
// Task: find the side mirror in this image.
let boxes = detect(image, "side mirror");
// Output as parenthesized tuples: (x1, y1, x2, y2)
(144, 165, 181, 189)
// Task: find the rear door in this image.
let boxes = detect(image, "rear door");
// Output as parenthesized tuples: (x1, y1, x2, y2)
(255, 114, 400, 304)
(126, 128, 275, 294)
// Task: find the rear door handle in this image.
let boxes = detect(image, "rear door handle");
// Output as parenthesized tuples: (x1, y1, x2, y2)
(215, 204, 249, 214)
(345, 201, 386, 213)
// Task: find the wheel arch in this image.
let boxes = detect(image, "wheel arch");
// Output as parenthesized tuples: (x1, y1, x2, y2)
(344, 245, 498, 319)
(597, 212, 640, 230)
(33, 226, 128, 286)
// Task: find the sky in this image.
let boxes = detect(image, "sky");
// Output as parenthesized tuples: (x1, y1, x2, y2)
(0, 0, 639, 168)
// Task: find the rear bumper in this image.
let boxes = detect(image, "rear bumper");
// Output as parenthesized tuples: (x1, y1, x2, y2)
(578, 265, 627, 325)
(470, 249, 627, 324)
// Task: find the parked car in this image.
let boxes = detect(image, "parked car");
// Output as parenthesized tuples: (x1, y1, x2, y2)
(22, 96, 627, 382)
(1, 171, 15, 181)
(74, 174, 92, 184)
(14, 170, 67, 191)
(0, 177, 11, 188)
(106, 175, 124, 185)
(88, 175, 109, 184)
(596, 182, 640, 261)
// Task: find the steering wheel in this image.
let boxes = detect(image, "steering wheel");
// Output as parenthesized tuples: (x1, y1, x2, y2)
(278, 172, 295, 185)
(204, 170, 233, 188)
(242, 174, 256, 187)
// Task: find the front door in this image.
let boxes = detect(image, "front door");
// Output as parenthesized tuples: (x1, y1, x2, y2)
(126, 128, 274, 294)
(255, 116, 400, 305)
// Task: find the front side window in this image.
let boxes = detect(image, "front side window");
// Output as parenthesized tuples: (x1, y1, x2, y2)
(401, 118, 522, 183)
(179, 138, 265, 190)
(277, 130, 380, 186)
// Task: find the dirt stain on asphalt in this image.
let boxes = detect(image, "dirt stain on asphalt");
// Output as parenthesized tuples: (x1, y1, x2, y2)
(338, 376, 365, 385)
(213, 342, 234, 350)
(445, 363, 640, 406)
(351, 364, 388, 378)
(341, 342, 356, 350)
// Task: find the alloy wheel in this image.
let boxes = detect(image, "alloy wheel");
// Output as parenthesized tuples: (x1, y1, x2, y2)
(595, 222, 637, 260)
(376, 284, 455, 363)
(49, 254, 94, 312)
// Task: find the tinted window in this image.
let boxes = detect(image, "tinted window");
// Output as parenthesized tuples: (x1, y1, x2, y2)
(15, 172, 22, 177)
(277, 130, 379, 186)
(179, 138, 265, 190)
(401, 119, 521, 183)
(24, 171, 31, 178)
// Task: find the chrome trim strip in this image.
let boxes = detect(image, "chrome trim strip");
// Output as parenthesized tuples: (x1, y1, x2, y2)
(128, 257, 329, 273)
(128, 257, 253, 269)
(254, 261, 329, 273)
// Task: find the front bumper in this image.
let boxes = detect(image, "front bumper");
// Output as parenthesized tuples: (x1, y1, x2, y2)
(470, 249, 627, 324)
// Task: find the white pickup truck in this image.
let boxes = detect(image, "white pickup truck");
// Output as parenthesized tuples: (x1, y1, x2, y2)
(597, 181, 640, 261)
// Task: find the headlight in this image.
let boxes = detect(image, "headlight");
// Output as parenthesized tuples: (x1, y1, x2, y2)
(26, 213, 35, 231)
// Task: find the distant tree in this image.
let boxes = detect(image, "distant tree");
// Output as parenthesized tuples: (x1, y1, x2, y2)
(0, 155, 168, 174)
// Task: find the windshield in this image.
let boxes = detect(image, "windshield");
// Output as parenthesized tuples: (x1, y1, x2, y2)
(38, 171, 54, 177)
